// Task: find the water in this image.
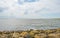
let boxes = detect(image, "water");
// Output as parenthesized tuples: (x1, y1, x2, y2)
(0, 18, 60, 31)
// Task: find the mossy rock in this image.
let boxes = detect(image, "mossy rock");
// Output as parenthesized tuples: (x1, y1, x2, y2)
(12, 32, 20, 38)
(48, 33, 60, 38)
(34, 33, 47, 38)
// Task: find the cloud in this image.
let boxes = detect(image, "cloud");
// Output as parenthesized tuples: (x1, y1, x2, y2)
(24, 0, 39, 2)
(0, 7, 4, 12)
(0, 7, 8, 13)
(18, 0, 40, 4)
(0, 0, 60, 18)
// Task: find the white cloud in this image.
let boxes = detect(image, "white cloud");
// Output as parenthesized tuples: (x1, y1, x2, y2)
(0, 0, 60, 18)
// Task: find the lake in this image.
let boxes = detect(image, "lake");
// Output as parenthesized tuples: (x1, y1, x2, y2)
(0, 18, 60, 31)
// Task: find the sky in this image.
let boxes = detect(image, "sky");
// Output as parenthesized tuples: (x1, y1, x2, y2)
(0, 0, 60, 19)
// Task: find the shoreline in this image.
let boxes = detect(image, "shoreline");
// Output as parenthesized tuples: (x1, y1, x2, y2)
(0, 28, 60, 38)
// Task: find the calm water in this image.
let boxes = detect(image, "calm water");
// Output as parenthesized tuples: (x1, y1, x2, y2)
(0, 18, 60, 31)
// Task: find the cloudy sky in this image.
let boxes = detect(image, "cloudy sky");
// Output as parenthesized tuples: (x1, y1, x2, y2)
(0, 0, 60, 19)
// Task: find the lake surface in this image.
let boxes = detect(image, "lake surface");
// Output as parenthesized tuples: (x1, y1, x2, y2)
(0, 18, 60, 31)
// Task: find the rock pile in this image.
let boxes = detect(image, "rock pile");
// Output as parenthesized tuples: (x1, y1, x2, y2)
(0, 28, 60, 38)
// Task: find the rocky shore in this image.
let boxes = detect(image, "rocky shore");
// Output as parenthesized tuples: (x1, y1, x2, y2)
(0, 28, 60, 38)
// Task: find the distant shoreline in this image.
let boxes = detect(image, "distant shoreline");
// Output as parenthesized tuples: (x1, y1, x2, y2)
(0, 18, 60, 19)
